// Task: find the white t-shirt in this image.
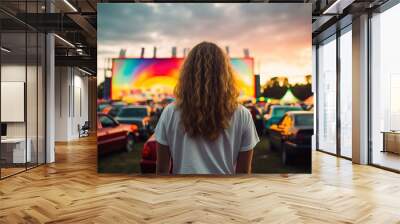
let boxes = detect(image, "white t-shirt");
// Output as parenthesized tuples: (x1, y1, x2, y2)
(154, 103, 260, 175)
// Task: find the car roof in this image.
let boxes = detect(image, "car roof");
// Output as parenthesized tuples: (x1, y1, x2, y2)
(122, 105, 148, 109)
(112, 101, 126, 105)
(286, 111, 313, 115)
(271, 105, 301, 109)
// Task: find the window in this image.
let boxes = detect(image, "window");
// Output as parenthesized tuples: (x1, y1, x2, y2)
(317, 35, 337, 154)
(339, 27, 352, 158)
(370, 3, 400, 171)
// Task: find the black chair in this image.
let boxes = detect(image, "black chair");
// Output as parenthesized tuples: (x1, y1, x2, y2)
(78, 121, 90, 138)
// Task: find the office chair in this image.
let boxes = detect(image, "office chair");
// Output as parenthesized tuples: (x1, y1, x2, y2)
(78, 121, 90, 138)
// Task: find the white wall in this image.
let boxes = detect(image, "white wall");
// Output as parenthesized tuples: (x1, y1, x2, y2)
(72, 73, 89, 138)
(1, 65, 39, 137)
(1, 65, 26, 139)
(54, 67, 89, 141)
(55, 67, 69, 141)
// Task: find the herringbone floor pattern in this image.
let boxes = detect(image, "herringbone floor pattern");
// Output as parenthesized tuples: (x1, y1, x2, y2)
(1, 136, 400, 223)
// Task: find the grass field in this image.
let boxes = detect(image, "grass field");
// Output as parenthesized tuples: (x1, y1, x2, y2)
(98, 141, 144, 173)
(252, 136, 310, 173)
(98, 136, 310, 174)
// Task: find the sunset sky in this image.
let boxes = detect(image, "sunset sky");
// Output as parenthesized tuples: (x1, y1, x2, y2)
(97, 3, 311, 85)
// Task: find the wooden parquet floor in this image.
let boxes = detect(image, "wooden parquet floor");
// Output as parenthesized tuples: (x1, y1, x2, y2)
(1, 136, 400, 224)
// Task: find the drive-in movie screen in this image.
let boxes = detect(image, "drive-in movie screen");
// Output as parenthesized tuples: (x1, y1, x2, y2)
(97, 3, 312, 175)
(111, 58, 255, 101)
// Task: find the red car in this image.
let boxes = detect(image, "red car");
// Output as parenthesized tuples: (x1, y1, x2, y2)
(140, 134, 173, 174)
(140, 135, 157, 173)
(97, 113, 139, 156)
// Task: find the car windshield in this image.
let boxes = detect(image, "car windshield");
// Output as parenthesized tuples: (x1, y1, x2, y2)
(118, 108, 148, 118)
(97, 104, 108, 112)
(113, 104, 125, 110)
(113, 102, 125, 106)
(99, 115, 116, 127)
(272, 107, 301, 117)
(294, 114, 314, 126)
(109, 106, 122, 117)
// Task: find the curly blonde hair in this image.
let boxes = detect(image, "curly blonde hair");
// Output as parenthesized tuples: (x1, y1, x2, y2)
(174, 42, 239, 140)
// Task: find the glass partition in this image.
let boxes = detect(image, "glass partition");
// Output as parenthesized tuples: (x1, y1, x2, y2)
(1, 30, 28, 177)
(317, 35, 337, 154)
(370, 3, 400, 171)
(0, 1, 46, 179)
(339, 27, 352, 158)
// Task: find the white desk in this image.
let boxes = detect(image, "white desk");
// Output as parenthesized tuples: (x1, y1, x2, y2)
(1, 138, 32, 163)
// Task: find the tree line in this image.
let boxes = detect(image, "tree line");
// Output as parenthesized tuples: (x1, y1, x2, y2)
(262, 75, 312, 101)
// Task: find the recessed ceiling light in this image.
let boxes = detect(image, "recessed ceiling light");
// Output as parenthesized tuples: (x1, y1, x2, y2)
(1, 47, 11, 53)
(54, 34, 75, 48)
(322, 0, 354, 15)
(63, 0, 78, 12)
(78, 67, 92, 76)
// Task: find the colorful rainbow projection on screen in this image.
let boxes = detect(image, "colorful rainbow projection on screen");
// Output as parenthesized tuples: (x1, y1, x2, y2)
(111, 58, 254, 101)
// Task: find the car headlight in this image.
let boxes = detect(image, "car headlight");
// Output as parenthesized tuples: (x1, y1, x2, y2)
(130, 124, 138, 132)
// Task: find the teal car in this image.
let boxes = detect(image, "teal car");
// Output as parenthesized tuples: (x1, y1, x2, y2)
(264, 105, 302, 129)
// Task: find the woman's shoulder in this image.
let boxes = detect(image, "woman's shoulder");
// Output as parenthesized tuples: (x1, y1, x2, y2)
(236, 104, 251, 115)
(233, 104, 252, 121)
(164, 102, 177, 112)
(160, 103, 177, 118)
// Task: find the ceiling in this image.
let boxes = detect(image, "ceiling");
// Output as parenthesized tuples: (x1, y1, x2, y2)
(0, 0, 391, 74)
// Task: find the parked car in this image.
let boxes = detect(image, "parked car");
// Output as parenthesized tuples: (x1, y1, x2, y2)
(97, 113, 139, 156)
(140, 134, 173, 174)
(268, 111, 313, 165)
(264, 105, 302, 130)
(140, 134, 157, 173)
(97, 103, 110, 113)
(106, 101, 127, 117)
(101, 105, 113, 114)
(115, 106, 151, 139)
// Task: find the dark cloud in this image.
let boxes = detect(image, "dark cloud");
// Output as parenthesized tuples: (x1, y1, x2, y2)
(98, 3, 309, 44)
(97, 3, 311, 82)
